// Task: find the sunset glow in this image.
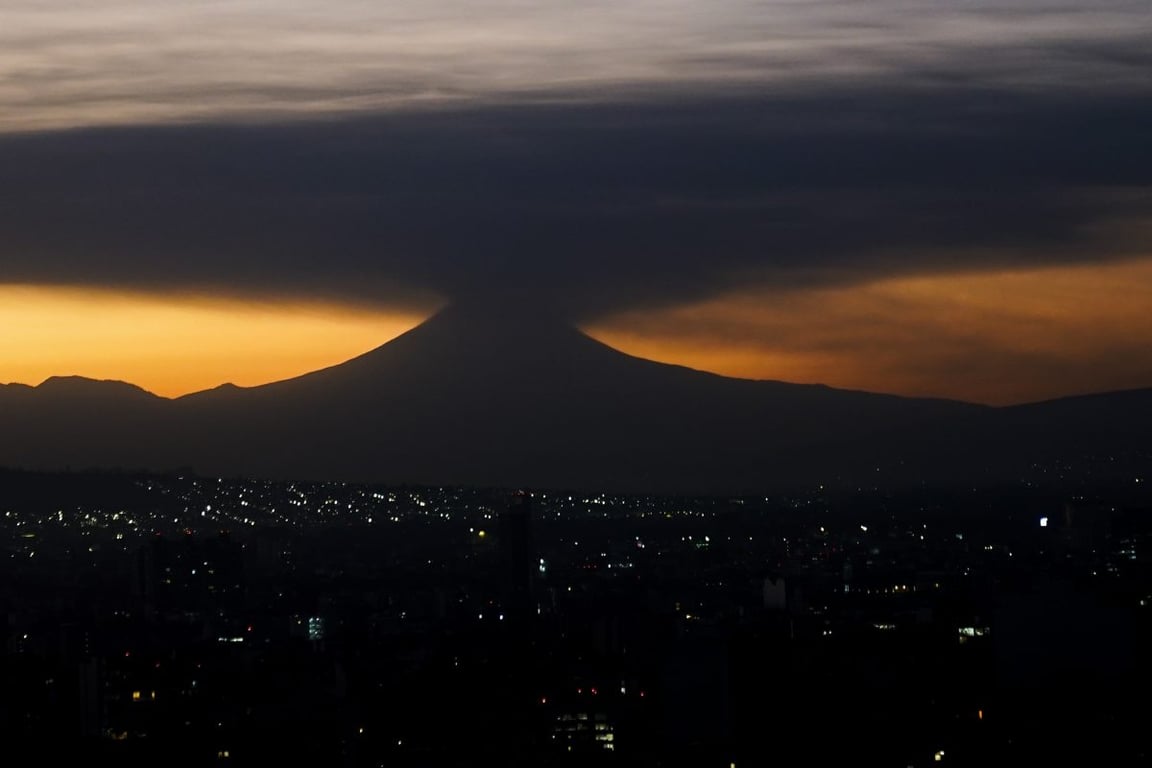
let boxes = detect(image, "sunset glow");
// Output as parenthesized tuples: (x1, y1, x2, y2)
(587, 257, 1152, 406)
(6, 255, 1152, 406)
(0, 286, 429, 398)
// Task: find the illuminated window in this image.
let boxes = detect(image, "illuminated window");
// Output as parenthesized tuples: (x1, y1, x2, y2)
(132, 691, 141, 701)
(308, 617, 325, 641)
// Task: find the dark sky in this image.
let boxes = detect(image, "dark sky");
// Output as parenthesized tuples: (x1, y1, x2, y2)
(4, 88, 1151, 314)
(3, 1, 1151, 403)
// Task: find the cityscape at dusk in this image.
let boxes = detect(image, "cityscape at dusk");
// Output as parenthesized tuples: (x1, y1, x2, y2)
(3, 1, 1151, 764)
(2, 468, 1150, 764)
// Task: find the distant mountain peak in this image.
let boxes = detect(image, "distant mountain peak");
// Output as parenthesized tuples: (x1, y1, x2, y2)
(414, 299, 582, 341)
(5, 300, 1147, 493)
(36, 375, 156, 399)
(356, 298, 613, 368)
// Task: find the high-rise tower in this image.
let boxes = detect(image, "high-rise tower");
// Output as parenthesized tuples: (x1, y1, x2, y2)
(499, 490, 535, 625)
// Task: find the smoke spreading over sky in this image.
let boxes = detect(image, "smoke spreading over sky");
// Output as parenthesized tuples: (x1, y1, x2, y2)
(2, 0, 1151, 403)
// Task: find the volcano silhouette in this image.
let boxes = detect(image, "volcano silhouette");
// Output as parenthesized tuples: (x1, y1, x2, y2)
(2, 302, 1149, 492)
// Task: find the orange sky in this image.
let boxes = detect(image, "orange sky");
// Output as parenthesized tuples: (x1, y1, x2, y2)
(589, 257, 1152, 405)
(0, 286, 428, 398)
(3, 257, 1152, 405)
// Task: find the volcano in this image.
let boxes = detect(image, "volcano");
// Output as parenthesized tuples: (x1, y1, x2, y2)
(2, 302, 1149, 492)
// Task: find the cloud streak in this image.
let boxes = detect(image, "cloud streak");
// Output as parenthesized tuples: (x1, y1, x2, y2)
(2, 1, 1150, 132)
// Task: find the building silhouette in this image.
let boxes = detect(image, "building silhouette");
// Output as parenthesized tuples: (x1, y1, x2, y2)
(499, 490, 535, 625)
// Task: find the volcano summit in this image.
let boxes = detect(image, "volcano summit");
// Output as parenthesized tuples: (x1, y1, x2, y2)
(2, 303, 1148, 492)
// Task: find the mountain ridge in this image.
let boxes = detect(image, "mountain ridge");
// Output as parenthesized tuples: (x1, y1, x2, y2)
(1, 304, 1149, 492)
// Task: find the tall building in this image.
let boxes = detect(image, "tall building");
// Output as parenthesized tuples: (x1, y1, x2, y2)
(499, 490, 535, 625)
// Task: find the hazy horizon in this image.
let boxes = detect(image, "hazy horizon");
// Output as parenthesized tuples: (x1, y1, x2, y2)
(4, 292, 1150, 407)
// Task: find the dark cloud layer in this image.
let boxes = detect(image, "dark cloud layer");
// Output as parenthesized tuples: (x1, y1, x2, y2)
(2, 84, 1151, 319)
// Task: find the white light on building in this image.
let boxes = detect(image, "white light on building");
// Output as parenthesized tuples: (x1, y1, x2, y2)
(308, 617, 325, 641)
